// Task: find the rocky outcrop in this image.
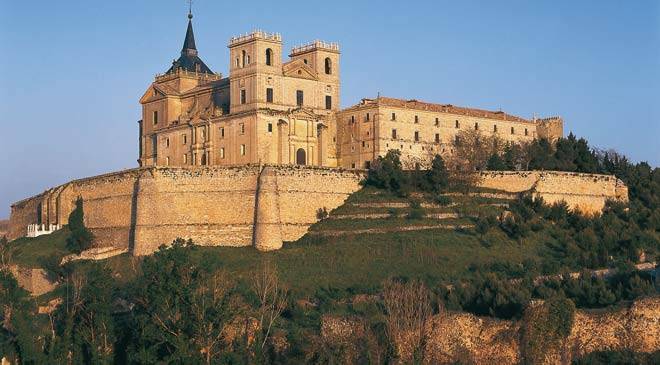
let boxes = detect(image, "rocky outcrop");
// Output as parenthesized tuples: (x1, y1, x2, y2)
(322, 296, 660, 364)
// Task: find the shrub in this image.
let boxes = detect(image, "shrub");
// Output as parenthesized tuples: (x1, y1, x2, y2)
(316, 207, 329, 220)
(522, 296, 575, 364)
(406, 200, 425, 220)
(434, 194, 452, 206)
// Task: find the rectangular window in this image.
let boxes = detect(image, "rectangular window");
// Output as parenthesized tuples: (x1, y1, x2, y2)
(266, 88, 273, 103)
(474, 122, 479, 130)
(392, 129, 397, 139)
(240, 123, 245, 135)
(525, 128, 529, 136)
(152, 111, 158, 125)
(166, 138, 170, 148)
(391, 112, 396, 121)
(240, 144, 246, 156)
(296, 90, 304, 106)
(493, 125, 498, 132)
(268, 123, 273, 133)
(414, 115, 419, 123)
(435, 118, 439, 126)
(220, 127, 225, 138)
(435, 133, 440, 143)
(325, 95, 332, 110)
(511, 127, 515, 134)
(183, 154, 188, 164)
(414, 131, 419, 142)
(240, 89, 246, 104)
(182, 134, 187, 145)
(220, 148, 225, 159)
(200, 128, 206, 142)
(455, 120, 459, 128)
(366, 113, 370, 121)
(351, 115, 355, 123)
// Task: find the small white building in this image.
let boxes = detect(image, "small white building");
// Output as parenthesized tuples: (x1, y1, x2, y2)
(27, 224, 61, 238)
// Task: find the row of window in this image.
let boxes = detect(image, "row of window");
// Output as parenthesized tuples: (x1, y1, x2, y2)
(163, 144, 248, 166)
(340, 112, 531, 136)
(240, 88, 332, 109)
(236, 48, 333, 75)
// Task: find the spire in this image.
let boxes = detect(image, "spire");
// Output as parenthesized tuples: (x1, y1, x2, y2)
(182, 5, 197, 56)
(165, 3, 213, 75)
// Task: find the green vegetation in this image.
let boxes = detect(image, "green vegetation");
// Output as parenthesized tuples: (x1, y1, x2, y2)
(4, 227, 70, 268)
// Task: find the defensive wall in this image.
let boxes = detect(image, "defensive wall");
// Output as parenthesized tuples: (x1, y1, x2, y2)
(9, 167, 628, 255)
(477, 171, 628, 214)
(9, 165, 364, 255)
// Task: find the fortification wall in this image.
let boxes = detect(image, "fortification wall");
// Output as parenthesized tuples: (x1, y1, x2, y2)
(477, 171, 628, 213)
(9, 165, 364, 255)
(132, 166, 261, 255)
(9, 168, 626, 254)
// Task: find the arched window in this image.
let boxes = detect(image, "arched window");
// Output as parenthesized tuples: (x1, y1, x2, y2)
(241, 50, 247, 67)
(324, 57, 332, 74)
(265, 48, 273, 66)
(296, 148, 306, 165)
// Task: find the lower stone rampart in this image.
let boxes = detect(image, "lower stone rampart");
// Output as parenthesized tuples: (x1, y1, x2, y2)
(477, 171, 628, 213)
(9, 168, 627, 254)
(9, 165, 364, 255)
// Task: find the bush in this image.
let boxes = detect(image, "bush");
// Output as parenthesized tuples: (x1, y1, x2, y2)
(365, 150, 409, 196)
(434, 194, 452, 206)
(522, 296, 575, 364)
(316, 207, 329, 220)
(406, 200, 425, 220)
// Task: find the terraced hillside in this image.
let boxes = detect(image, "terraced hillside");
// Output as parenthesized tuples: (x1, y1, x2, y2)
(160, 185, 562, 295)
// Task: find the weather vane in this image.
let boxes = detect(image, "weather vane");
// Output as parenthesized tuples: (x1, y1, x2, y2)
(187, 0, 193, 19)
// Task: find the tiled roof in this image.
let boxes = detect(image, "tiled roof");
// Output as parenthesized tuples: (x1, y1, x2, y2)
(359, 97, 531, 123)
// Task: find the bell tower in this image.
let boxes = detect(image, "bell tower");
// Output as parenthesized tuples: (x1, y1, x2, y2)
(228, 30, 283, 113)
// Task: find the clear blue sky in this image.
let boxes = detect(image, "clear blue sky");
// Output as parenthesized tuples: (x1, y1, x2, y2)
(1, 0, 658, 218)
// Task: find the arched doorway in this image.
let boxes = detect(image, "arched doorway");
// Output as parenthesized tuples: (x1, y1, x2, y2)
(296, 148, 306, 165)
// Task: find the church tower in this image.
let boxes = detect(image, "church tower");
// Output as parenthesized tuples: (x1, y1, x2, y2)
(138, 9, 224, 167)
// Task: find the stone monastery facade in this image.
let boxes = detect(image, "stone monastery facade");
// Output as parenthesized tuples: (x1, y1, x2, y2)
(139, 13, 563, 171)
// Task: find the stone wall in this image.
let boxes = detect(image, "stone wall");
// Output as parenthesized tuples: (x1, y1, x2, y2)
(477, 171, 628, 214)
(9, 165, 363, 255)
(9, 168, 626, 254)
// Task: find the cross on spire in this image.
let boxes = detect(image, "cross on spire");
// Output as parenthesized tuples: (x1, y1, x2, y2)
(187, 0, 193, 19)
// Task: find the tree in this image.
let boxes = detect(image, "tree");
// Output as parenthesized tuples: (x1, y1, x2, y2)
(0, 269, 45, 364)
(382, 279, 433, 362)
(49, 264, 116, 364)
(129, 239, 239, 364)
(251, 260, 287, 361)
(366, 150, 409, 196)
(426, 154, 449, 192)
(486, 153, 507, 171)
(66, 197, 94, 254)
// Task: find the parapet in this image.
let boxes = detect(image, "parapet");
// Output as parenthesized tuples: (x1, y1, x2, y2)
(290, 40, 340, 56)
(228, 30, 282, 47)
